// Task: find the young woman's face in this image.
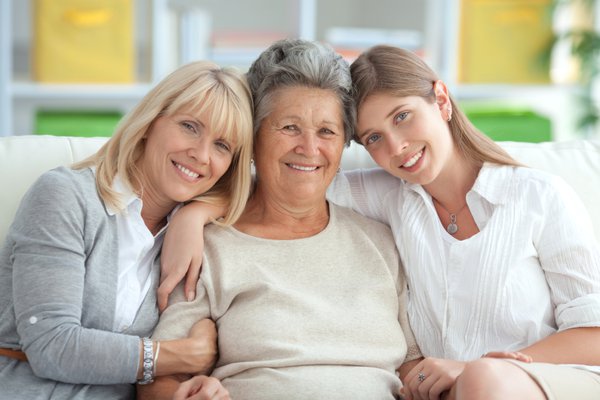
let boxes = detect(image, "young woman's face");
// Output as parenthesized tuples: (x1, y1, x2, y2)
(356, 90, 454, 186)
(140, 109, 235, 208)
(253, 86, 345, 205)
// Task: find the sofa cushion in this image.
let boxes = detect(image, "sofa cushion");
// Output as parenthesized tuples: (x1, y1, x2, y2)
(1, 136, 599, 245)
(500, 140, 600, 242)
(0, 135, 108, 243)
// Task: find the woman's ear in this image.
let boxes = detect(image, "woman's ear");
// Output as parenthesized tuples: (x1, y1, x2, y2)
(433, 80, 452, 122)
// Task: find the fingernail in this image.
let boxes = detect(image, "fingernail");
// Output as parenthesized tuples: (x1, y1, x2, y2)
(187, 292, 194, 302)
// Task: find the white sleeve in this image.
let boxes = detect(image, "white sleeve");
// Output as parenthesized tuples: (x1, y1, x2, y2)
(535, 176, 600, 330)
(327, 168, 402, 225)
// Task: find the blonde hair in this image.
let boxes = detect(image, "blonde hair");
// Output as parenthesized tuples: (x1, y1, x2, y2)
(74, 61, 254, 225)
(351, 45, 520, 167)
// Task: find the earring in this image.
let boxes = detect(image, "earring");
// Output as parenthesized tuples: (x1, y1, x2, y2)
(250, 158, 254, 165)
(447, 106, 452, 122)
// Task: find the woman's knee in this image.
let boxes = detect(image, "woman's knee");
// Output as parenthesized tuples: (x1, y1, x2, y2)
(454, 358, 546, 400)
(455, 358, 504, 394)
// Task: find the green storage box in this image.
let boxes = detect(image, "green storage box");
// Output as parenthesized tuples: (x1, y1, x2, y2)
(462, 104, 552, 143)
(35, 110, 122, 137)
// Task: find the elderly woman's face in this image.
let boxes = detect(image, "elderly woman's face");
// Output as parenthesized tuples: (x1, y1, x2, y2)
(253, 86, 345, 203)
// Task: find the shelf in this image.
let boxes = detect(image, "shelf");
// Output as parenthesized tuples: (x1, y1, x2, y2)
(451, 83, 581, 99)
(11, 82, 153, 101)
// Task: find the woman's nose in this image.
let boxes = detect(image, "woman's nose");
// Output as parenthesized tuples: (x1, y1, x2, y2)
(188, 139, 210, 164)
(387, 133, 409, 156)
(295, 133, 319, 157)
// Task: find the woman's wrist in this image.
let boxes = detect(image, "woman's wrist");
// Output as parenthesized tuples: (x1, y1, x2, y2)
(137, 337, 156, 384)
(153, 336, 217, 377)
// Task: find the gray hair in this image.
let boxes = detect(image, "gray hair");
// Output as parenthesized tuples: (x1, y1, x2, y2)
(246, 38, 355, 144)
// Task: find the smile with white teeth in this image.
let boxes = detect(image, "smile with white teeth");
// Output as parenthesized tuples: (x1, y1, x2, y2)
(403, 150, 423, 168)
(174, 162, 200, 179)
(287, 163, 318, 171)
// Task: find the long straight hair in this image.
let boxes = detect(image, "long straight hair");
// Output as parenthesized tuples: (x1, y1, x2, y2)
(74, 61, 254, 225)
(351, 45, 521, 167)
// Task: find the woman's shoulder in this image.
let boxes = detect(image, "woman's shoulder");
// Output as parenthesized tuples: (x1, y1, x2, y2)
(33, 166, 95, 190)
(20, 166, 97, 211)
(509, 165, 576, 197)
(484, 164, 568, 193)
(479, 165, 584, 216)
(328, 168, 406, 217)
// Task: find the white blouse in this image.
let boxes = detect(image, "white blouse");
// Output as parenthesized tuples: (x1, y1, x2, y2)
(105, 175, 168, 332)
(328, 164, 600, 366)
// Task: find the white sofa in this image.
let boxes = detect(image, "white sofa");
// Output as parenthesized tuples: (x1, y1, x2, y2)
(1, 135, 600, 245)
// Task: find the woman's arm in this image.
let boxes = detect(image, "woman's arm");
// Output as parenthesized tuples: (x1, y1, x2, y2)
(144, 269, 217, 398)
(327, 168, 400, 224)
(158, 202, 226, 311)
(519, 327, 600, 364)
(11, 170, 141, 383)
(150, 319, 217, 379)
(528, 176, 600, 364)
(11, 170, 217, 384)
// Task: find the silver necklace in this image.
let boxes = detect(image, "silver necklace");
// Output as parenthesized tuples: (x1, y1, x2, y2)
(433, 199, 468, 235)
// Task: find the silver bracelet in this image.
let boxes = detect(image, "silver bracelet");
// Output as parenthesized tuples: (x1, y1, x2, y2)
(137, 337, 154, 385)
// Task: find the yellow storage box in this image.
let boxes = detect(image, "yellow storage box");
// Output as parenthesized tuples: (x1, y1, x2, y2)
(33, 0, 134, 83)
(458, 0, 553, 83)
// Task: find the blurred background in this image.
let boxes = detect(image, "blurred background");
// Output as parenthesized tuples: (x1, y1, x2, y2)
(1, 0, 599, 142)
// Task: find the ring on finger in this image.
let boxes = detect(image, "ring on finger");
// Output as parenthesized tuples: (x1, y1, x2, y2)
(418, 372, 426, 383)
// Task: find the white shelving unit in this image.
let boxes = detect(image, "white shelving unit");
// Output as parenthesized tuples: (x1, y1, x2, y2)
(1, 0, 166, 136)
(1, 1, 14, 136)
(1, 0, 431, 136)
(430, 0, 586, 141)
(3, 0, 584, 139)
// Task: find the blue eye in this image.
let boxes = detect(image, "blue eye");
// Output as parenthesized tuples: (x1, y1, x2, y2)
(215, 140, 231, 153)
(181, 121, 197, 133)
(394, 112, 409, 124)
(365, 133, 381, 145)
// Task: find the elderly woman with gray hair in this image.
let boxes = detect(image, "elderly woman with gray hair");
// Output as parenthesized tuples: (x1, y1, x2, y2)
(138, 39, 423, 400)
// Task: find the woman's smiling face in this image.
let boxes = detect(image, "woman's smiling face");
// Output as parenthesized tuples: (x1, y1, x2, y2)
(253, 86, 346, 205)
(139, 109, 235, 208)
(356, 91, 454, 186)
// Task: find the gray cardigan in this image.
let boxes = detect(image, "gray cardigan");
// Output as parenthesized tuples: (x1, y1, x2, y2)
(0, 167, 159, 399)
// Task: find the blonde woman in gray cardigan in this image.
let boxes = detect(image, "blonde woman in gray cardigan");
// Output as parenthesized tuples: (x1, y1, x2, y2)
(0, 61, 253, 399)
(140, 39, 423, 400)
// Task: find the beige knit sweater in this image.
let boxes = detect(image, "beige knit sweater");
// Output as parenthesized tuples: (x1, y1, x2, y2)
(153, 203, 421, 399)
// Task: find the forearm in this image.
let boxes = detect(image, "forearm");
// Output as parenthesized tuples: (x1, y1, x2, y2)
(184, 200, 227, 224)
(520, 327, 600, 364)
(158, 200, 227, 310)
(141, 336, 217, 380)
(137, 375, 189, 400)
(17, 318, 140, 384)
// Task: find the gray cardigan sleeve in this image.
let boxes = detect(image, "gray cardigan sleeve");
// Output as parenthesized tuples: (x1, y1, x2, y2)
(10, 168, 141, 384)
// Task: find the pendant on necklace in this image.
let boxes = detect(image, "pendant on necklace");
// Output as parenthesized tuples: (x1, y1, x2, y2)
(446, 213, 458, 234)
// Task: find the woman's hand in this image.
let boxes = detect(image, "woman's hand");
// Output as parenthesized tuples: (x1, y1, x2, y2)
(173, 376, 230, 400)
(158, 202, 225, 312)
(483, 351, 533, 363)
(155, 319, 218, 377)
(400, 357, 466, 400)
